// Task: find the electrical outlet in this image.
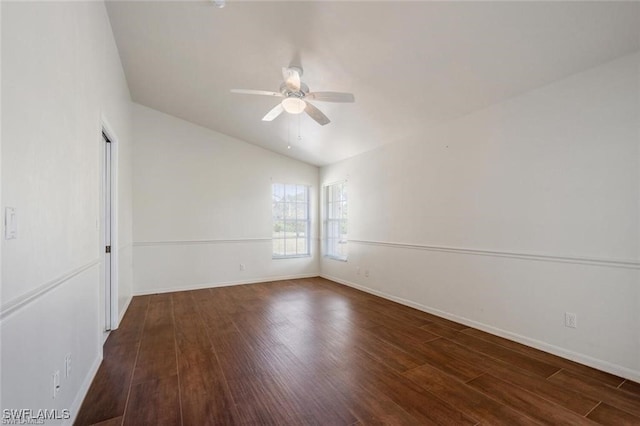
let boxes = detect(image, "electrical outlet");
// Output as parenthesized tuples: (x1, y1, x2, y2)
(5, 207, 17, 239)
(239, 263, 245, 271)
(565, 312, 577, 328)
(65, 354, 72, 378)
(356, 267, 360, 275)
(52, 370, 60, 398)
(364, 269, 370, 278)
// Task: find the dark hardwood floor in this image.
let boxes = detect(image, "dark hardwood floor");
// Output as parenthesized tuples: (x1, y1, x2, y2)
(75, 277, 640, 425)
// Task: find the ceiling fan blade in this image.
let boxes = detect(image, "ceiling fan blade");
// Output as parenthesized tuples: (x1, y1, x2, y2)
(306, 92, 355, 103)
(231, 89, 283, 97)
(262, 103, 284, 121)
(282, 67, 301, 92)
(304, 102, 330, 126)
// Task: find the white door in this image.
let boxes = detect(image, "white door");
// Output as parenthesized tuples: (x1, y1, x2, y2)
(103, 132, 112, 332)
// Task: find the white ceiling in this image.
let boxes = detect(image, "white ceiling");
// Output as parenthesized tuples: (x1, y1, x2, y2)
(106, 1, 640, 166)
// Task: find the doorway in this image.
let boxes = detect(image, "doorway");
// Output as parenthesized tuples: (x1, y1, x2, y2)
(102, 130, 114, 332)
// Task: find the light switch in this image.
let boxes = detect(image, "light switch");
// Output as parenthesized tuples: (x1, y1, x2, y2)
(5, 207, 17, 239)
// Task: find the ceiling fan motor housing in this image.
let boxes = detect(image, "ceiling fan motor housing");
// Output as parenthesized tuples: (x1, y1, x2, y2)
(280, 82, 309, 98)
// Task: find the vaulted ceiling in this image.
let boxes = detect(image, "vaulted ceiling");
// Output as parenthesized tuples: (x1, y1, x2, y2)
(106, 1, 640, 166)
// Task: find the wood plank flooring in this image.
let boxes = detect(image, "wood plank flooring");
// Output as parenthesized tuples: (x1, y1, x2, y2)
(75, 277, 640, 425)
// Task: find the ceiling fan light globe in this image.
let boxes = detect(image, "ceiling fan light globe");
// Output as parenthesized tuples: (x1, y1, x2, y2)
(282, 98, 306, 114)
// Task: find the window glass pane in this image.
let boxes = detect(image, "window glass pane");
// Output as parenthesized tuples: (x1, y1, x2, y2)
(273, 183, 310, 257)
(284, 202, 295, 220)
(328, 220, 337, 238)
(296, 203, 307, 220)
(273, 239, 285, 256)
(296, 185, 307, 203)
(325, 182, 348, 260)
(295, 238, 306, 254)
(338, 240, 348, 257)
(273, 183, 284, 202)
(295, 220, 307, 235)
(285, 237, 297, 255)
(273, 220, 284, 237)
(331, 201, 341, 219)
(273, 202, 285, 220)
(285, 184, 297, 201)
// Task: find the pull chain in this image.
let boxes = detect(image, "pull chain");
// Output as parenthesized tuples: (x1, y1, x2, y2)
(287, 113, 291, 149)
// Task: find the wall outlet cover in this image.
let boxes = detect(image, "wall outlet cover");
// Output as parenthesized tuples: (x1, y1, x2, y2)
(565, 312, 577, 328)
(5, 207, 17, 239)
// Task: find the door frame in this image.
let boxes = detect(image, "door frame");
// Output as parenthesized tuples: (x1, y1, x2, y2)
(101, 117, 119, 334)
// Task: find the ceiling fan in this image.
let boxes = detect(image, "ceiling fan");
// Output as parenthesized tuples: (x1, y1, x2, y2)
(231, 66, 355, 126)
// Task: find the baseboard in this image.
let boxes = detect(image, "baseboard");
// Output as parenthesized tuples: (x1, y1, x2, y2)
(66, 353, 103, 426)
(67, 295, 133, 424)
(320, 274, 640, 383)
(133, 273, 319, 296)
(116, 294, 133, 328)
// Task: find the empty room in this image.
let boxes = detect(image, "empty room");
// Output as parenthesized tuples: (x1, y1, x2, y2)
(1, 0, 639, 425)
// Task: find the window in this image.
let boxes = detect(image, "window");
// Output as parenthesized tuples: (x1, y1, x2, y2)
(325, 182, 348, 260)
(272, 183, 310, 258)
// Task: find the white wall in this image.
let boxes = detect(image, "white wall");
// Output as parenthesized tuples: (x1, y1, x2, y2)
(132, 104, 319, 294)
(0, 1, 133, 422)
(321, 52, 640, 381)
(0, 0, 4, 410)
(115, 110, 134, 323)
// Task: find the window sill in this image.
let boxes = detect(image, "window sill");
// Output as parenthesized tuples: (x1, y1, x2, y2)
(272, 254, 311, 260)
(324, 255, 348, 262)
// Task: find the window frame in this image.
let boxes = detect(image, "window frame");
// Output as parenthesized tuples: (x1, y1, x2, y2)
(324, 181, 348, 261)
(272, 183, 311, 259)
